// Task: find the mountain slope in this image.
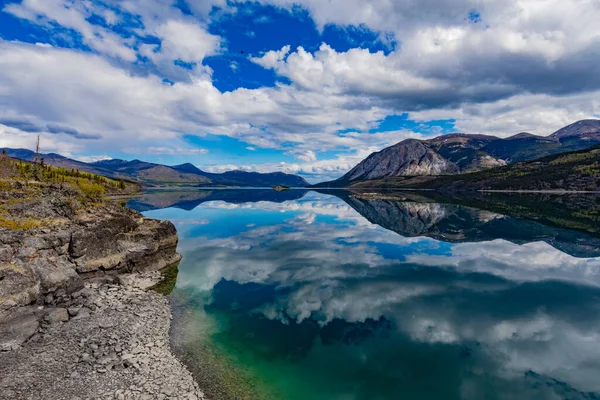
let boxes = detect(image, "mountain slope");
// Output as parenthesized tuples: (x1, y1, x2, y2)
(3, 148, 309, 187)
(206, 170, 310, 187)
(3, 148, 120, 177)
(315, 119, 600, 187)
(339, 139, 458, 184)
(348, 144, 600, 191)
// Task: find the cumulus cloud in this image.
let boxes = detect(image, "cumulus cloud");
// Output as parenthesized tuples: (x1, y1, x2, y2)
(143, 147, 209, 155)
(74, 154, 112, 163)
(4, 0, 137, 61)
(1, 0, 600, 177)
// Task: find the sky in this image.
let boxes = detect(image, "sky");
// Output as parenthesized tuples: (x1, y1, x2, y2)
(0, 0, 599, 182)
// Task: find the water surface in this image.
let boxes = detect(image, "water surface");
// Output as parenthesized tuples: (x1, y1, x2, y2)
(131, 189, 600, 400)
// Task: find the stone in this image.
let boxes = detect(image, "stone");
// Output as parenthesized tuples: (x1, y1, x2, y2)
(44, 293, 54, 305)
(1, 299, 17, 310)
(72, 307, 91, 320)
(98, 320, 116, 329)
(45, 308, 69, 323)
(0, 184, 199, 399)
(0, 309, 39, 351)
(67, 306, 81, 317)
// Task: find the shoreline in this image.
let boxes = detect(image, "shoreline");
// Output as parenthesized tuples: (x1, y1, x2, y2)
(0, 271, 205, 400)
(314, 187, 600, 194)
(0, 176, 207, 399)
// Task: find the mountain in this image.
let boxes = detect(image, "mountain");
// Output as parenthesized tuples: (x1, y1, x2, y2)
(550, 119, 600, 139)
(346, 144, 600, 191)
(3, 149, 309, 187)
(315, 119, 600, 187)
(206, 170, 310, 187)
(3, 148, 119, 177)
(171, 163, 205, 175)
(341, 139, 458, 183)
(90, 159, 212, 185)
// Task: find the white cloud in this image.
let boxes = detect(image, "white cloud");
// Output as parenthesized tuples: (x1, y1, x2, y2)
(74, 154, 112, 163)
(144, 147, 209, 155)
(250, 44, 290, 69)
(1, 0, 600, 178)
(4, 0, 137, 61)
(154, 19, 221, 64)
(285, 149, 317, 162)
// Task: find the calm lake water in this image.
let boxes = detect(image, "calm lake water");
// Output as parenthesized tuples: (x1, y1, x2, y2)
(130, 189, 600, 400)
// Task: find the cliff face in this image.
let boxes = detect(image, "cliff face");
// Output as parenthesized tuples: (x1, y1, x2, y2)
(0, 182, 180, 309)
(341, 139, 458, 182)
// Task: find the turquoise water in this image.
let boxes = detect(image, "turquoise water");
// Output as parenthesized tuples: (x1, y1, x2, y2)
(133, 190, 600, 400)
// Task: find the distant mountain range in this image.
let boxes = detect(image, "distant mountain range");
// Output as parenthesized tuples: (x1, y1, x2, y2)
(2, 149, 309, 187)
(346, 144, 600, 191)
(315, 119, 600, 188)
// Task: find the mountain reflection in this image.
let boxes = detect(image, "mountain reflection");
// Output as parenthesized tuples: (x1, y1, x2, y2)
(336, 191, 600, 258)
(129, 188, 308, 211)
(134, 190, 600, 400)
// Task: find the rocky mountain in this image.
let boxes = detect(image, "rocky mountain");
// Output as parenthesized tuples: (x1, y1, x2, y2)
(316, 119, 600, 187)
(2, 149, 310, 187)
(342, 139, 458, 182)
(347, 144, 600, 192)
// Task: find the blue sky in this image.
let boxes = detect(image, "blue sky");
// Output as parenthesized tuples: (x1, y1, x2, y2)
(0, 0, 599, 182)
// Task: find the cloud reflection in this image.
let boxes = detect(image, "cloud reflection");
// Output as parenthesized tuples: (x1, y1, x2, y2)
(142, 190, 600, 397)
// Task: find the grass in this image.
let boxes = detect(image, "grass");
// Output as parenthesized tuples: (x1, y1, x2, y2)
(0, 216, 43, 231)
(0, 154, 140, 230)
(9, 158, 135, 195)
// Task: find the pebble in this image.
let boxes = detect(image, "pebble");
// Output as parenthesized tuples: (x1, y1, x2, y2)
(45, 308, 69, 323)
(0, 274, 205, 399)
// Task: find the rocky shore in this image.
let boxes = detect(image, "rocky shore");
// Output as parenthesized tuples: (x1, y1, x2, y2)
(0, 272, 204, 400)
(0, 178, 204, 399)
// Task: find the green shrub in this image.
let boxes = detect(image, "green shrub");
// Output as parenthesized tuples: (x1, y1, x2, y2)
(78, 180, 106, 199)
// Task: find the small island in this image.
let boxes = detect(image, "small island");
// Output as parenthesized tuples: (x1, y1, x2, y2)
(272, 185, 290, 191)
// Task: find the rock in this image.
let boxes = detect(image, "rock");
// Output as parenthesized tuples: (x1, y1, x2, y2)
(0, 308, 39, 351)
(339, 139, 459, 182)
(45, 308, 69, 323)
(67, 306, 81, 317)
(98, 320, 116, 329)
(0, 184, 197, 399)
(1, 299, 17, 310)
(44, 293, 54, 305)
(72, 307, 91, 320)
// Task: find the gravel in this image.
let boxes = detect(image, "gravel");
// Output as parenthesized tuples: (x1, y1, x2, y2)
(0, 272, 206, 400)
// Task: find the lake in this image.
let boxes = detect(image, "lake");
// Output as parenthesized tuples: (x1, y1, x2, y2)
(130, 189, 600, 400)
